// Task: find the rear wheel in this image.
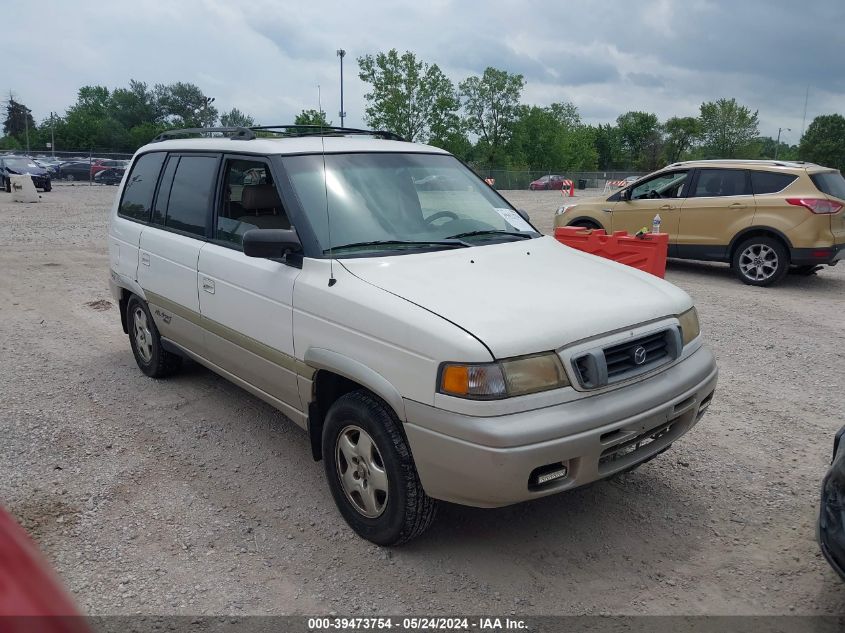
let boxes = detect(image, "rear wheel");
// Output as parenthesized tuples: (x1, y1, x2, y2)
(732, 236, 789, 286)
(126, 295, 182, 378)
(322, 390, 437, 545)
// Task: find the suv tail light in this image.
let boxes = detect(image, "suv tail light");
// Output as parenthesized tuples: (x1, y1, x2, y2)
(786, 198, 844, 214)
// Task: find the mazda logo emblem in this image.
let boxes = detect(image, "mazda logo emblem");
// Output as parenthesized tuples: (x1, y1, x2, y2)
(632, 346, 647, 365)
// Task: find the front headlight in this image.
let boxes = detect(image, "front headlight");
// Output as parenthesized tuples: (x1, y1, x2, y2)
(678, 307, 700, 346)
(439, 352, 570, 399)
(555, 204, 577, 216)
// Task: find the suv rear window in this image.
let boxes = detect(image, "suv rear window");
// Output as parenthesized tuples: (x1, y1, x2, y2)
(750, 171, 797, 195)
(119, 152, 166, 221)
(811, 171, 845, 200)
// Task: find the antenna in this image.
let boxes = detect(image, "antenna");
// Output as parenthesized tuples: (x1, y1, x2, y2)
(318, 109, 336, 287)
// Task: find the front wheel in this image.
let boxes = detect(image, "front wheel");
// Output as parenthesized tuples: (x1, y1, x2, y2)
(322, 390, 437, 545)
(732, 236, 789, 286)
(4, 178, 9, 193)
(43, 182, 51, 192)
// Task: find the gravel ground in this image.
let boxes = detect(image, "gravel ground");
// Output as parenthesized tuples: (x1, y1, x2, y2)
(1, 185, 844, 616)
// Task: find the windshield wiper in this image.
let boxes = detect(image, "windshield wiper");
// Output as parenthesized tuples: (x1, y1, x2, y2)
(445, 230, 534, 240)
(325, 239, 470, 253)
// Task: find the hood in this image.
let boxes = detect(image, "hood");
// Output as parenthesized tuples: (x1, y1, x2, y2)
(339, 236, 691, 359)
(6, 163, 47, 176)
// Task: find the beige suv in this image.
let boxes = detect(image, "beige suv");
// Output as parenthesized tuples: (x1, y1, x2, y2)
(555, 160, 845, 286)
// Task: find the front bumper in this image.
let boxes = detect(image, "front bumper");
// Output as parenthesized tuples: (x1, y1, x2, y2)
(404, 345, 718, 507)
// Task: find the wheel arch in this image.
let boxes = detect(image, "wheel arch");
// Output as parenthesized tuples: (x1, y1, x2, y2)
(728, 226, 793, 261)
(304, 348, 407, 462)
(566, 216, 606, 231)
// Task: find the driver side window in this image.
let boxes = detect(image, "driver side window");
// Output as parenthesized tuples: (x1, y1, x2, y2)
(630, 170, 689, 200)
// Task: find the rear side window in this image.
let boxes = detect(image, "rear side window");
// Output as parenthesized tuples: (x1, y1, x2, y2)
(118, 152, 166, 221)
(751, 171, 797, 195)
(691, 169, 749, 197)
(161, 155, 218, 237)
(811, 171, 845, 200)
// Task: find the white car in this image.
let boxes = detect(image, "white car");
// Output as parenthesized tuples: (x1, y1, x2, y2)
(108, 127, 718, 545)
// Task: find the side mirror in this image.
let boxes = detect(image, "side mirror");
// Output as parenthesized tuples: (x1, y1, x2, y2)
(619, 188, 631, 201)
(243, 229, 301, 259)
(516, 208, 531, 222)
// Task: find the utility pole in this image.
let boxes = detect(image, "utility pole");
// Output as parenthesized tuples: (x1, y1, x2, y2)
(50, 111, 55, 157)
(800, 86, 809, 140)
(775, 127, 790, 160)
(336, 49, 346, 127)
(24, 105, 30, 155)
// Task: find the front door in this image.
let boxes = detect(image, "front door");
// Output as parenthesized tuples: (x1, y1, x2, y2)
(610, 169, 690, 245)
(197, 157, 303, 418)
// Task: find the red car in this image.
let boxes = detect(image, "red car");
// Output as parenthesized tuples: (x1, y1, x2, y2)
(0, 506, 90, 632)
(90, 159, 128, 178)
(529, 174, 566, 190)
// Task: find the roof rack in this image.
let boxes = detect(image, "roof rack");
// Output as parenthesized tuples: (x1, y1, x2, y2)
(151, 127, 256, 142)
(250, 125, 407, 142)
(668, 159, 819, 168)
(150, 125, 406, 143)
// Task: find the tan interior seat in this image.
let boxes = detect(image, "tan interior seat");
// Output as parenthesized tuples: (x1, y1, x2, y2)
(237, 184, 291, 229)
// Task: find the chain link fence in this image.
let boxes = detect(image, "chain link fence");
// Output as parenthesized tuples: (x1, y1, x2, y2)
(471, 168, 648, 191)
(1, 149, 134, 186)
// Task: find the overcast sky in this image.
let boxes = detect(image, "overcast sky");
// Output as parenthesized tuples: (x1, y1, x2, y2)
(5, 0, 844, 142)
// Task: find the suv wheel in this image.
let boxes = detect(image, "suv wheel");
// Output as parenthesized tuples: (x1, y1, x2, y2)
(732, 236, 788, 286)
(322, 390, 437, 545)
(126, 295, 182, 378)
(4, 178, 10, 193)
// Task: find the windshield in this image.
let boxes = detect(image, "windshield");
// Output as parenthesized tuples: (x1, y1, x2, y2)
(282, 152, 538, 255)
(5, 159, 40, 171)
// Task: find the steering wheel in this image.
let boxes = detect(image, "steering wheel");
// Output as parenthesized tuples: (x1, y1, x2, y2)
(425, 211, 459, 224)
(647, 189, 662, 199)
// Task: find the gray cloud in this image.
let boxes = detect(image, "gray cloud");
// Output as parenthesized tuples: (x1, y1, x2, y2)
(2, 0, 843, 140)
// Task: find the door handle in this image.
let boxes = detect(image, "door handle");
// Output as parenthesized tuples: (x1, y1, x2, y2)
(659, 204, 675, 210)
(729, 203, 747, 209)
(602, 208, 612, 213)
(201, 277, 215, 294)
(141, 252, 150, 266)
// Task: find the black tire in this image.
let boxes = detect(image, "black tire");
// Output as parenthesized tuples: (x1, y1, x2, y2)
(322, 390, 437, 545)
(126, 295, 182, 378)
(4, 178, 9, 193)
(43, 182, 51, 192)
(569, 220, 601, 230)
(731, 236, 789, 287)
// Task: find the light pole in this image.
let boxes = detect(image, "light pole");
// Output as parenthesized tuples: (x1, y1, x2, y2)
(50, 111, 55, 157)
(775, 127, 790, 159)
(336, 49, 346, 127)
(24, 105, 31, 154)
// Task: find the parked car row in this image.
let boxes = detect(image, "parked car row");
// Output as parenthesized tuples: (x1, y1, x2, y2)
(0, 154, 129, 188)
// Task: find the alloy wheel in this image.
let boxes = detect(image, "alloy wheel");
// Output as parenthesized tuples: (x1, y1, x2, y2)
(132, 306, 153, 363)
(738, 243, 779, 282)
(335, 425, 389, 518)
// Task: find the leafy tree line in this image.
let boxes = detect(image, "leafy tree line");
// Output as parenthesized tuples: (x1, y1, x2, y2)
(2, 57, 843, 174)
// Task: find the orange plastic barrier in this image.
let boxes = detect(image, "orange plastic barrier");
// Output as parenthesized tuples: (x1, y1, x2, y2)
(553, 227, 669, 278)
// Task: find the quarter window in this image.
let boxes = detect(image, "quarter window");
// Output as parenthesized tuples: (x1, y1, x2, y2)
(750, 171, 797, 194)
(118, 152, 166, 221)
(161, 155, 218, 237)
(216, 159, 291, 247)
(691, 169, 749, 197)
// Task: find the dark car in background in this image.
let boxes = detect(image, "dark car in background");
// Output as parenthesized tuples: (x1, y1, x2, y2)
(90, 159, 128, 177)
(819, 426, 845, 581)
(0, 156, 51, 192)
(93, 167, 125, 185)
(57, 161, 92, 181)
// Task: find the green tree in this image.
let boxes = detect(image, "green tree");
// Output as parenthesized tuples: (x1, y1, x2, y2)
(3, 95, 36, 140)
(154, 82, 218, 127)
(109, 80, 159, 130)
(799, 114, 845, 171)
(698, 98, 759, 158)
(294, 109, 331, 127)
(220, 107, 256, 127)
(616, 111, 661, 170)
(593, 123, 624, 170)
(358, 49, 460, 143)
(460, 67, 525, 164)
(663, 116, 701, 163)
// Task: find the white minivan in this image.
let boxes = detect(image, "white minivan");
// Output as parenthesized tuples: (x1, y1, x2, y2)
(108, 126, 718, 545)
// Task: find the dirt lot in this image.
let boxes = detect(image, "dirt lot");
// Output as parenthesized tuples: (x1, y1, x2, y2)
(1, 185, 844, 615)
